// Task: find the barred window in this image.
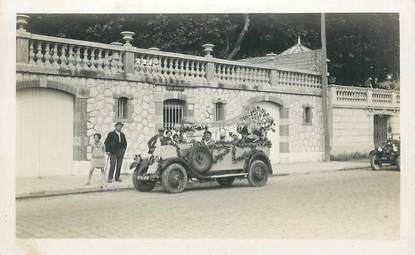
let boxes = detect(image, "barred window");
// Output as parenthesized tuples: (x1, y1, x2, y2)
(163, 99, 185, 130)
(215, 102, 225, 121)
(117, 97, 129, 119)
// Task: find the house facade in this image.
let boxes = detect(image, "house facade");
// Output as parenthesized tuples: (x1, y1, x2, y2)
(15, 16, 399, 178)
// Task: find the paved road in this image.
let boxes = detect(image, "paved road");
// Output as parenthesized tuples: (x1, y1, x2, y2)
(16, 169, 399, 239)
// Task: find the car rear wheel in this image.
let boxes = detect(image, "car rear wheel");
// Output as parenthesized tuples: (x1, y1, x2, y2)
(132, 167, 156, 192)
(216, 177, 235, 187)
(187, 144, 212, 174)
(247, 160, 269, 187)
(162, 163, 187, 193)
(370, 154, 382, 170)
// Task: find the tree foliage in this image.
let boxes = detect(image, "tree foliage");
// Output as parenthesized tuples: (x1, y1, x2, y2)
(26, 13, 399, 86)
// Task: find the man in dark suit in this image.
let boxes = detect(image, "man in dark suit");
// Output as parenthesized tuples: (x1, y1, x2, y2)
(104, 122, 127, 182)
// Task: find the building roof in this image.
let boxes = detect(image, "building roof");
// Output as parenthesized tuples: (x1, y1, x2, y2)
(238, 35, 312, 65)
(278, 36, 311, 56)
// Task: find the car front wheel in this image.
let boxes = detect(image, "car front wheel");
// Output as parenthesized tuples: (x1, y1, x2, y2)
(162, 163, 188, 193)
(247, 160, 269, 187)
(370, 154, 382, 170)
(132, 167, 156, 192)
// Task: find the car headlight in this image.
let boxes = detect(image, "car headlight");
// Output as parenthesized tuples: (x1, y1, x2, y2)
(377, 147, 383, 152)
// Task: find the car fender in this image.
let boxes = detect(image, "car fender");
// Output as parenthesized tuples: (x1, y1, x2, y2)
(368, 150, 379, 157)
(245, 150, 273, 175)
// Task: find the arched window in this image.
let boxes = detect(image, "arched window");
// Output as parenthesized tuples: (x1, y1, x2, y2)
(215, 102, 225, 121)
(163, 99, 185, 129)
(117, 97, 129, 119)
(303, 106, 312, 125)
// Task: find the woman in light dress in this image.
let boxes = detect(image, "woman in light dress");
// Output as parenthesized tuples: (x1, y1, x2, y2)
(86, 133, 107, 186)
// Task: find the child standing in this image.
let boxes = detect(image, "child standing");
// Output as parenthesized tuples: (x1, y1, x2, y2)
(86, 133, 107, 186)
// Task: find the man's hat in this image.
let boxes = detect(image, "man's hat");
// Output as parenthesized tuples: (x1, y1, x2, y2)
(114, 122, 124, 127)
(158, 127, 164, 132)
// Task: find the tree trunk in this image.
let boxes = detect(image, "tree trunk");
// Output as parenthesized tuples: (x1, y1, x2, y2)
(227, 14, 250, 60)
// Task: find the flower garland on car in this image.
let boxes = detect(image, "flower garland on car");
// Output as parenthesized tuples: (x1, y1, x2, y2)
(236, 106, 276, 141)
(207, 142, 232, 163)
(179, 121, 209, 133)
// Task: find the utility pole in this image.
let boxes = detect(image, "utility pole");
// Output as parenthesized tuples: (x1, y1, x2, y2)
(321, 13, 331, 161)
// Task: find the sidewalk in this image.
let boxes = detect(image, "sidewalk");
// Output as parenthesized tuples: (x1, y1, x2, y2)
(16, 160, 370, 199)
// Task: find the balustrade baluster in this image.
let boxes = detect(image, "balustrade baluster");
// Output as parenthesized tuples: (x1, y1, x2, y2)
(259, 69, 265, 85)
(186, 60, 191, 79)
(190, 61, 196, 80)
(52, 44, 59, 67)
(161, 57, 168, 79)
(173, 58, 180, 79)
(82, 47, 90, 70)
(29, 41, 35, 64)
(247, 68, 252, 85)
(96, 49, 103, 71)
(155, 56, 162, 79)
(74, 46, 82, 70)
(60, 45, 68, 67)
(195, 61, 201, 80)
(259, 69, 264, 85)
(67, 45, 75, 70)
(103, 50, 110, 72)
(217, 65, 222, 81)
(117, 52, 123, 72)
(43, 42, 51, 66)
(35, 42, 43, 65)
(167, 57, 173, 78)
(90, 48, 97, 70)
(138, 54, 145, 74)
(222, 65, 228, 81)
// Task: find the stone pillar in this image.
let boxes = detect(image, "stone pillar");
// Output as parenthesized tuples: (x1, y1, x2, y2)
(121, 31, 136, 74)
(367, 88, 373, 106)
(202, 44, 216, 86)
(16, 14, 31, 64)
(73, 97, 89, 160)
(391, 91, 397, 106)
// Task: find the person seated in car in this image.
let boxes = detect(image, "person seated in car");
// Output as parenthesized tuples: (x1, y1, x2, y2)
(230, 132, 239, 144)
(202, 130, 214, 147)
(239, 126, 249, 143)
(164, 130, 173, 145)
(147, 128, 165, 154)
(219, 130, 227, 143)
(172, 134, 180, 145)
(173, 123, 187, 143)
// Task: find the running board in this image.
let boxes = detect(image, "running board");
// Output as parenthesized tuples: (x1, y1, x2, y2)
(207, 173, 247, 179)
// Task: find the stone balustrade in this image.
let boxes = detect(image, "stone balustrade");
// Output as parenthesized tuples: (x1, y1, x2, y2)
(27, 34, 125, 73)
(133, 49, 207, 84)
(17, 30, 322, 94)
(213, 59, 270, 86)
(330, 85, 399, 109)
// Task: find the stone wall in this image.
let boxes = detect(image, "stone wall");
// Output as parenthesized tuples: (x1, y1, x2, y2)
(331, 108, 373, 155)
(331, 108, 400, 156)
(84, 80, 325, 166)
(17, 72, 325, 175)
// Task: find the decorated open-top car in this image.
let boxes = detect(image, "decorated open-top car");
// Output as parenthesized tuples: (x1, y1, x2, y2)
(129, 106, 276, 193)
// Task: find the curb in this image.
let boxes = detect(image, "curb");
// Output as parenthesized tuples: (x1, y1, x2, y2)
(16, 184, 134, 199)
(16, 164, 370, 199)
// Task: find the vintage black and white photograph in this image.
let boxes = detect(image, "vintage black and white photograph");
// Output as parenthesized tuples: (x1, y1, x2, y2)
(4, 1, 414, 252)
(14, 11, 402, 240)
